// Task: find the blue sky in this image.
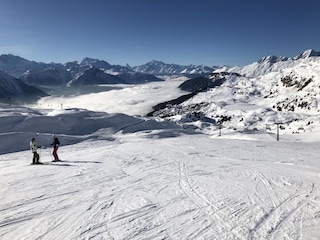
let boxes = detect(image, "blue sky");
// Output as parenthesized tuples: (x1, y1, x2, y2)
(1, 0, 319, 66)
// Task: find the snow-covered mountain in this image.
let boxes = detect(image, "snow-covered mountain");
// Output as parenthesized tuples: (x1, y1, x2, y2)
(294, 49, 320, 59)
(24, 62, 163, 88)
(132, 60, 215, 76)
(217, 49, 320, 78)
(0, 54, 215, 100)
(149, 49, 320, 136)
(0, 71, 48, 101)
(20, 67, 71, 86)
(0, 55, 165, 89)
(66, 67, 125, 87)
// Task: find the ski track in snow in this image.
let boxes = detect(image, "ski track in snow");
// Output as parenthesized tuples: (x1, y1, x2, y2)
(1, 134, 320, 239)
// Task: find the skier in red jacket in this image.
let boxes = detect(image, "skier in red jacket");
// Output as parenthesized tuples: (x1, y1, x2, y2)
(51, 135, 60, 161)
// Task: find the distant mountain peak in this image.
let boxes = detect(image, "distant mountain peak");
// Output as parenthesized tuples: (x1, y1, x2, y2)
(146, 60, 166, 65)
(0, 53, 24, 60)
(80, 57, 111, 66)
(77, 57, 114, 73)
(294, 49, 320, 59)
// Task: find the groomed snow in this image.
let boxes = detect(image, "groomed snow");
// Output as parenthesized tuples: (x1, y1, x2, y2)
(1, 131, 320, 239)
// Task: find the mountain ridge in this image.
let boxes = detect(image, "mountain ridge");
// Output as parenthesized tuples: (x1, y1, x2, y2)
(1, 49, 320, 105)
(132, 60, 215, 76)
(1, 49, 319, 81)
(216, 49, 320, 78)
(0, 54, 215, 90)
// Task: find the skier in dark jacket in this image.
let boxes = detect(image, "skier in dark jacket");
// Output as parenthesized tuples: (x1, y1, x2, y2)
(51, 135, 60, 161)
(30, 138, 41, 164)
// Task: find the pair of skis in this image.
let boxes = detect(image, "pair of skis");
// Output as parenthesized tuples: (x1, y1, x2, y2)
(31, 160, 63, 165)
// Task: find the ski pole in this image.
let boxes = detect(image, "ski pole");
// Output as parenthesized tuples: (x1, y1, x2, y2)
(39, 147, 41, 161)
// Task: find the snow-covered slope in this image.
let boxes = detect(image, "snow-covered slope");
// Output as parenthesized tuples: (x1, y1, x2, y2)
(1, 104, 320, 239)
(150, 52, 320, 136)
(0, 104, 186, 155)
